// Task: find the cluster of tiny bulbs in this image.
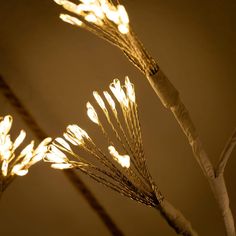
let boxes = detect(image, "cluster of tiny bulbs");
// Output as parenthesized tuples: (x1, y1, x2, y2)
(0, 0, 161, 207)
(54, 0, 129, 34)
(0, 77, 161, 206)
(0, 115, 50, 189)
(54, 0, 157, 76)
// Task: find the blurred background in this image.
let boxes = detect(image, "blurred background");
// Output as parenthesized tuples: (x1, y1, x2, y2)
(0, 0, 235, 235)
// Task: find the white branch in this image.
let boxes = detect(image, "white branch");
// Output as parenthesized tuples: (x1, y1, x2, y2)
(216, 128, 236, 176)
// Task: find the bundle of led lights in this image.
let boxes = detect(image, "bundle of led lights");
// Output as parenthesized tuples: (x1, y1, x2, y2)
(45, 77, 162, 206)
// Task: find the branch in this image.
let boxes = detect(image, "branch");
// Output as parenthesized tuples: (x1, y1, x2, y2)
(51, 2, 234, 233)
(148, 71, 215, 179)
(147, 70, 235, 236)
(156, 198, 198, 236)
(216, 128, 236, 176)
(0, 75, 124, 236)
(209, 176, 235, 236)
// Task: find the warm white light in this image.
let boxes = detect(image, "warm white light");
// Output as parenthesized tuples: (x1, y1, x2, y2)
(54, 0, 130, 33)
(118, 24, 129, 34)
(54, 0, 66, 5)
(30, 153, 44, 166)
(0, 115, 12, 135)
(13, 130, 26, 151)
(34, 137, 52, 154)
(1, 160, 8, 177)
(20, 141, 34, 157)
(11, 164, 28, 176)
(103, 91, 116, 111)
(54, 137, 72, 151)
(45, 152, 67, 164)
(14, 169, 29, 176)
(51, 145, 67, 159)
(105, 9, 120, 24)
(109, 79, 128, 108)
(108, 145, 130, 168)
(51, 163, 73, 169)
(91, 5, 104, 19)
(54, 0, 77, 12)
(80, 0, 96, 4)
(67, 125, 83, 142)
(85, 13, 98, 23)
(87, 102, 99, 124)
(63, 132, 81, 146)
(93, 91, 106, 111)
(68, 125, 90, 142)
(0, 115, 50, 178)
(60, 14, 83, 26)
(117, 5, 129, 24)
(125, 76, 135, 103)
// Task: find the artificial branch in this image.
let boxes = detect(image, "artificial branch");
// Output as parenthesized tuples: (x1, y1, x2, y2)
(52, 0, 235, 235)
(46, 77, 198, 236)
(0, 75, 124, 236)
(157, 199, 197, 236)
(216, 128, 236, 177)
(149, 70, 235, 236)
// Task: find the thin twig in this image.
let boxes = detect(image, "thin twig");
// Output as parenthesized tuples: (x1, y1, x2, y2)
(0, 75, 124, 236)
(216, 128, 236, 177)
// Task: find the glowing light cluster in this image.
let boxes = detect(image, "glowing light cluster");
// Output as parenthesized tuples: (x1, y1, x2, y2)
(0, 115, 51, 178)
(54, 0, 129, 34)
(87, 76, 135, 122)
(47, 77, 137, 171)
(108, 145, 130, 168)
(45, 77, 160, 206)
(45, 126, 90, 169)
(45, 142, 73, 170)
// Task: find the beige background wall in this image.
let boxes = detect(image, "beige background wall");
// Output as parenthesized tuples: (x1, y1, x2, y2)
(0, 0, 235, 235)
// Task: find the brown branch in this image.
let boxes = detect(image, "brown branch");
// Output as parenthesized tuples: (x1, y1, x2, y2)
(209, 176, 235, 236)
(216, 128, 236, 177)
(0, 75, 124, 236)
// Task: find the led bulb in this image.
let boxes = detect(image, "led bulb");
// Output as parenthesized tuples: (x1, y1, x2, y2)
(0, 115, 12, 135)
(103, 91, 116, 111)
(54, 137, 72, 151)
(118, 24, 129, 34)
(51, 163, 73, 169)
(60, 14, 83, 26)
(11, 164, 28, 176)
(1, 160, 9, 176)
(85, 14, 98, 23)
(110, 79, 128, 107)
(108, 145, 130, 168)
(93, 91, 106, 110)
(87, 102, 99, 124)
(117, 5, 129, 24)
(13, 130, 26, 151)
(125, 76, 135, 102)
